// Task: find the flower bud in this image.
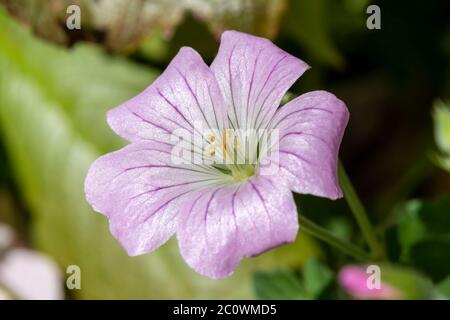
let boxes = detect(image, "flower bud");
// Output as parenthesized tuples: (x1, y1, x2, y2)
(338, 264, 433, 299)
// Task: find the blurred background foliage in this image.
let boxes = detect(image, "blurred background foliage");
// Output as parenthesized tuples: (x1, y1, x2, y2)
(0, 0, 449, 299)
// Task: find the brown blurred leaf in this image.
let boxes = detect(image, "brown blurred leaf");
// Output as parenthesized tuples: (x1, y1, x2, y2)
(0, 0, 287, 53)
(186, 0, 286, 39)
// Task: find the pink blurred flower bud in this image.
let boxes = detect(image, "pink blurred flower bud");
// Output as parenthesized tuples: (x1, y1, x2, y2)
(338, 265, 401, 299)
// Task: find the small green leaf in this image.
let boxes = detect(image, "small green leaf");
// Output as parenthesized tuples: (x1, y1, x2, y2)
(434, 100, 450, 154)
(433, 100, 450, 171)
(302, 258, 333, 298)
(397, 198, 450, 281)
(253, 259, 334, 300)
(398, 200, 427, 258)
(380, 264, 434, 300)
(435, 275, 450, 299)
(253, 269, 308, 300)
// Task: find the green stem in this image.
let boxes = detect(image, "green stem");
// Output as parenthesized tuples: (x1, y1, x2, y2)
(338, 161, 385, 260)
(299, 215, 371, 261)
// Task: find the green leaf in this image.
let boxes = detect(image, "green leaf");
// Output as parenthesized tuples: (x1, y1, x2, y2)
(435, 275, 450, 299)
(253, 269, 308, 300)
(302, 258, 333, 298)
(379, 264, 434, 300)
(397, 201, 427, 257)
(0, 8, 319, 299)
(434, 100, 450, 154)
(283, 0, 344, 69)
(433, 100, 450, 171)
(253, 259, 334, 300)
(397, 198, 450, 282)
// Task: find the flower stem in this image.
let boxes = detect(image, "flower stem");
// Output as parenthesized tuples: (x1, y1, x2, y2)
(299, 215, 371, 261)
(338, 161, 386, 260)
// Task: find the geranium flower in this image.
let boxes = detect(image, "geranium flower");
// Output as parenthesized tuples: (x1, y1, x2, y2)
(84, 31, 349, 279)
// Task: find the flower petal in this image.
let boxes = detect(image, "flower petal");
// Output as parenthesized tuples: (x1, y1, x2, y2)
(107, 47, 227, 144)
(211, 30, 309, 131)
(0, 248, 63, 300)
(177, 175, 298, 279)
(268, 91, 349, 199)
(84, 140, 222, 256)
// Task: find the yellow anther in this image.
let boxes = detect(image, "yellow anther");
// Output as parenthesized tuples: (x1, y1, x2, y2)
(207, 134, 216, 143)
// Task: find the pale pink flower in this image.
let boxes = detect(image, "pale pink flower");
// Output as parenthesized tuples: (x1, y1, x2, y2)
(85, 31, 349, 279)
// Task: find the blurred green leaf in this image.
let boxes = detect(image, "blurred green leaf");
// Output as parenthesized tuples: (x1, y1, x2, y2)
(379, 264, 434, 300)
(397, 198, 450, 282)
(254, 259, 334, 300)
(253, 269, 307, 300)
(139, 32, 171, 63)
(283, 0, 344, 69)
(343, 0, 371, 13)
(302, 258, 333, 298)
(434, 101, 450, 153)
(0, 8, 319, 298)
(433, 100, 450, 171)
(325, 217, 353, 241)
(435, 275, 450, 299)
